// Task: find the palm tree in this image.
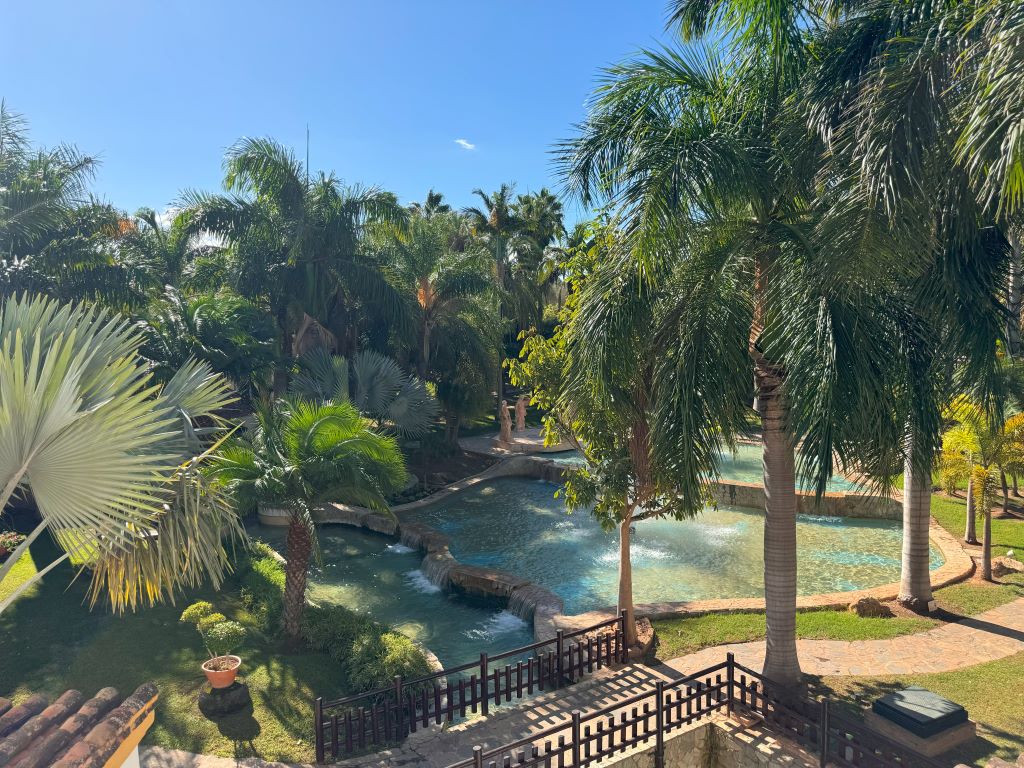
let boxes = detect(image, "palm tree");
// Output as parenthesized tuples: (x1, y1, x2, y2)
(183, 137, 410, 394)
(140, 286, 279, 401)
(290, 348, 439, 438)
(210, 400, 406, 642)
(373, 208, 492, 379)
(464, 185, 535, 422)
(408, 189, 451, 218)
(0, 294, 242, 614)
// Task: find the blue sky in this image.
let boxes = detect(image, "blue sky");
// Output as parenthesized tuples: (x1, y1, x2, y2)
(4, 1, 672, 223)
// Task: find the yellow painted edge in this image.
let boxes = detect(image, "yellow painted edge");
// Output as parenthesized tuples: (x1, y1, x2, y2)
(102, 708, 155, 768)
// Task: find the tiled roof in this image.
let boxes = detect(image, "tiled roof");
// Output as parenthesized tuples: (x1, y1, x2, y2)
(0, 683, 157, 768)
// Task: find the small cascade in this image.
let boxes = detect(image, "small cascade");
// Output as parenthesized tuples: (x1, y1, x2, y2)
(421, 552, 456, 589)
(507, 583, 561, 621)
(399, 527, 424, 551)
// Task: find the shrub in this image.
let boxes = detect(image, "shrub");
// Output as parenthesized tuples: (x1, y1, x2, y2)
(301, 604, 431, 692)
(197, 613, 228, 632)
(345, 631, 432, 693)
(0, 531, 26, 560)
(180, 601, 215, 625)
(240, 543, 286, 631)
(202, 620, 246, 658)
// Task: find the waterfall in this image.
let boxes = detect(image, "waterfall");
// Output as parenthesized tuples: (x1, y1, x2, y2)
(507, 584, 561, 621)
(399, 527, 424, 551)
(421, 552, 456, 588)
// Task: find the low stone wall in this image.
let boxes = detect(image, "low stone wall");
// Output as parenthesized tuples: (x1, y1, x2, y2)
(712, 481, 901, 519)
(602, 718, 815, 768)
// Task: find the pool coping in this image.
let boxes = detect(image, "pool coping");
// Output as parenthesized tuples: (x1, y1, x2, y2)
(259, 453, 974, 645)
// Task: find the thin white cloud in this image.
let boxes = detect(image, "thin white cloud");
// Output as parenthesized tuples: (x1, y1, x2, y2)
(454, 138, 476, 151)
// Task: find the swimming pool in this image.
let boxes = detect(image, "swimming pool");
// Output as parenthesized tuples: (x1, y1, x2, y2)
(406, 477, 941, 615)
(546, 442, 860, 492)
(256, 524, 534, 667)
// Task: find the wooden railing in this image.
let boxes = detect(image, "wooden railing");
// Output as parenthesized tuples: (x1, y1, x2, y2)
(314, 614, 628, 763)
(447, 656, 949, 768)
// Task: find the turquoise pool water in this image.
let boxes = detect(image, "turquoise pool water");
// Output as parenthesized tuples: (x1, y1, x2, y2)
(407, 478, 942, 615)
(547, 442, 860, 492)
(256, 525, 534, 667)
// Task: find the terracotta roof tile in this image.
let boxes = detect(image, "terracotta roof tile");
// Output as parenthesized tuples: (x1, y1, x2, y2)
(0, 684, 156, 768)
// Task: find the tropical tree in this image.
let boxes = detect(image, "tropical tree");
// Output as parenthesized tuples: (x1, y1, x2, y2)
(210, 400, 406, 641)
(372, 208, 491, 379)
(464, 185, 538, 420)
(141, 286, 278, 401)
(942, 397, 1024, 580)
(0, 294, 242, 614)
(183, 137, 410, 393)
(290, 348, 439, 438)
(509, 227, 699, 647)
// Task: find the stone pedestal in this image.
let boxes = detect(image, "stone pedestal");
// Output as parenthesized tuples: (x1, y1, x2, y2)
(198, 682, 252, 718)
(865, 712, 976, 757)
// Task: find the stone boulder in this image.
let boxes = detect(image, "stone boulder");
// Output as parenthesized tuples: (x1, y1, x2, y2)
(848, 597, 894, 618)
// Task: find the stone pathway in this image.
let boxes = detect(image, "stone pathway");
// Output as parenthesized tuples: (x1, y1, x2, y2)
(141, 598, 1024, 767)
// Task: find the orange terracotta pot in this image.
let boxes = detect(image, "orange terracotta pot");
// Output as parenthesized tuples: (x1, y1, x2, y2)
(202, 655, 241, 689)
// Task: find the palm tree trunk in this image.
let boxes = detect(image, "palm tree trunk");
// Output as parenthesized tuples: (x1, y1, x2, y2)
(273, 305, 290, 398)
(1013, 474, 1019, 496)
(283, 513, 313, 644)
(618, 506, 637, 649)
(445, 412, 461, 448)
(965, 474, 979, 544)
(898, 440, 934, 611)
(757, 372, 801, 690)
(1007, 229, 1022, 357)
(1001, 470, 1010, 517)
(982, 507, 993, 581)
(418, 320, 431, 380)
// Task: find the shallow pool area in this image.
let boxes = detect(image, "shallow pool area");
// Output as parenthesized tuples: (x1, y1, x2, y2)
(546, 443, 860, 492)
(407, 478, 942, 615)
(256, 525, 534, 666)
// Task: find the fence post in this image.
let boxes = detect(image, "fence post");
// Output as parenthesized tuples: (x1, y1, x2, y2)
(619, 610, 629, 663)
(314, 696, 325, 764)
(556, 630, 565, 685)
(818, 697, 831, 768)
(571, 710, 582, 767)
(726, 652, 735, 715)
(473, 745, 484, 768)
(393, 675, 404, 739)
(480, 653, 489, 716)
(654, 680, 665, 768)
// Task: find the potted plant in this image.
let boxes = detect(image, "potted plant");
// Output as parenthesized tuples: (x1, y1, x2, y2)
(180, 601, 246, 688)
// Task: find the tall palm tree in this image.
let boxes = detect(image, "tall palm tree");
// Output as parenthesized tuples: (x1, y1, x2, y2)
(0, 294, 242, 614)
(408, 189, 451, 218)
(557, 22, 919, 686)
(211, 400, 406, 642)
(373, 209, 491, 379)
(464, 185, 534, 422)
(183, 137, 410, 394)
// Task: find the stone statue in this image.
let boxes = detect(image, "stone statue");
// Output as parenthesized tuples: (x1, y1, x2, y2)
(499, 399, 513, 443)
(515, 396, 527, 432)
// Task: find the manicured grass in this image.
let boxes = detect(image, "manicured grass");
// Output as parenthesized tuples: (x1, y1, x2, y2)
(0, 538, 344, 763)
(931, 493, 1024, 559)
(934, 572, 1024, 615)
(653, 610, 936, 659)
(0, 551, 39, 603)
(821, 652, 1024, 766)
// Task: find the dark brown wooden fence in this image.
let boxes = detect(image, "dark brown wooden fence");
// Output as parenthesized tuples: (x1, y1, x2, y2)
(446, 656, 949, 768)
(314, 614, 628, 763)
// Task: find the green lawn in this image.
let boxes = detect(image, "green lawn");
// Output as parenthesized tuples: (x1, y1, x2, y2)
(821, 653, 1024, 766)
(0, 538, 343, 763)
(653, 610, 937, 659)
(0, 551, 39, 603)
(930, 493, 1024, 559)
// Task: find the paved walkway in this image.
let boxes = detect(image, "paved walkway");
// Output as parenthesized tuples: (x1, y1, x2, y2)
(141, 598, 1024, 767)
